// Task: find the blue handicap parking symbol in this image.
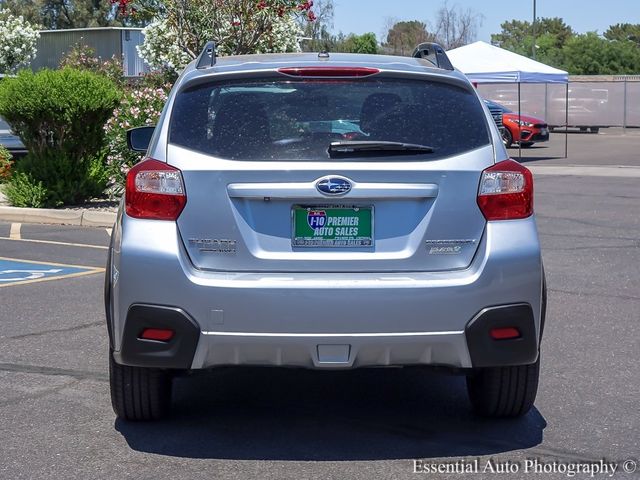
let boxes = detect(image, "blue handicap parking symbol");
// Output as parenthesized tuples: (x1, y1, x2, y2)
(0, 258, 101, 286)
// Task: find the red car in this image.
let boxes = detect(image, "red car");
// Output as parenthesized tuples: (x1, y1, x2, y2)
(484, 100, 549, 148)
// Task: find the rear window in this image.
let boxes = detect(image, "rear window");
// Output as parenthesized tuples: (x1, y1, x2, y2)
(169, 77, 490, 160)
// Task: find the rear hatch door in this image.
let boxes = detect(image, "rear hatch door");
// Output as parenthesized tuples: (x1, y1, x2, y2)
(169, 73, 493, 272)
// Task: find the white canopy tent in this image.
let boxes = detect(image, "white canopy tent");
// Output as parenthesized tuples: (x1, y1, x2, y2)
(446, 41, 569, 157)
(447, 41, 568, 84)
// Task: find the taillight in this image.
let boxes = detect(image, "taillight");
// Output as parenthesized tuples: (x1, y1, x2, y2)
(477, 159, 533, 221)
(139, 328, 175, 342)
(490, 327, 521, 340)
(277, 66, 380, 77)
(125, 158, 186, 220)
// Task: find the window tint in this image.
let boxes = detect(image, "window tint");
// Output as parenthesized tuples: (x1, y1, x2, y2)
(170, 78, 490, 160)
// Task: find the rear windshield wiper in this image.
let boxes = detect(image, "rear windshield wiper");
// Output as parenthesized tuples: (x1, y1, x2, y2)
(328, 140, 434, 158)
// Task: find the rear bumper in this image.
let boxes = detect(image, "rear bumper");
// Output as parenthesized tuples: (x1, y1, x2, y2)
(114, 302, 538, 370)
(108, 215, 543, 370)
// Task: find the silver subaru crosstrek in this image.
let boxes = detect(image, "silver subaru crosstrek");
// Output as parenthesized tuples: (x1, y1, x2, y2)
(106, 43, 546, 421)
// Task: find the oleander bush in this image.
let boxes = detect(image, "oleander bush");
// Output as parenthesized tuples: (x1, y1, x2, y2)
(0, 9, 39, 74)
(60, 43, 126, 88)
(135, 0, 310, 74)
(10, 152, 109, 206)
(104, 84, 170, 194)
(0, 68, 120, 207)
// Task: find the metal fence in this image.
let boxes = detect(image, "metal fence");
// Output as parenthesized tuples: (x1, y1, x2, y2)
(477, 77, 640, 128)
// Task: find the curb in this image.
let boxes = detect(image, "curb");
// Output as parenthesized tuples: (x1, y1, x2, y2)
(0, 206, 116, 227)
(528, 164, 640, 177)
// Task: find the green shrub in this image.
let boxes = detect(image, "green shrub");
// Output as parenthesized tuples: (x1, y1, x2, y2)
(87, 155, 110, 195)
(0, 68, 120, 160)
(4, 171, 47, 208)
(0, 68, 120, 206)
(0, 145, 12, 183)
(12, 152, 108, 207)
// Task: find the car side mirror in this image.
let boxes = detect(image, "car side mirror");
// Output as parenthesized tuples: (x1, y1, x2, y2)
(126, 126, 155, 152)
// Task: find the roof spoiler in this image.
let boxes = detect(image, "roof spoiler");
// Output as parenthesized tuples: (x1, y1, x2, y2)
(196, 41, 217, 69)
(412, 43, 454, 71)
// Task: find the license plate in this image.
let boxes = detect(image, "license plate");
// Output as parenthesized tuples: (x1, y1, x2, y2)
(292, 206, 373, 248)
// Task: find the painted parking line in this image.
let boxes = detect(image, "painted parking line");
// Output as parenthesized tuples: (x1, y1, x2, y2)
(0, 236, 108, 250)
(0, 257, 104, 288)
(9, 223, 21, 240)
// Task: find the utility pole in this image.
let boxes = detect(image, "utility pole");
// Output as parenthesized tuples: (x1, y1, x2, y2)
(532, 0, 537, 60)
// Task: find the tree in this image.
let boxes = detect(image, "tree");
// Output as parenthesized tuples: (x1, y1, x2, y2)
(491, 17, 574, 55)
(335, 33, 378, 54)
(537, 17, 574, 47)
(491, 17, 640, 74)
(299, 0, 335, 52)
(351, 33, 378, 54)
(0, 0, 124, 28)
(562, 32, 640, 75)
(0, 9, 40, 74)
(383, 20, 435, 56)
(491, 19, 529, 54)
(0, 0, 41, 26)
(433, 1, 483, 50)
(381, 2, 481, 56)
(133, 0, 315, 73)
(604, 23, 640, 47)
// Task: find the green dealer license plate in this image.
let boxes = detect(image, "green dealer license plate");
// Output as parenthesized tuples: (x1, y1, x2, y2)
(292, 206, 373, 248)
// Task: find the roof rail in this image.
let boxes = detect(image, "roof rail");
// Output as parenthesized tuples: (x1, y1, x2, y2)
(196, 41, 217, 69)
(412, 43, 454, 71)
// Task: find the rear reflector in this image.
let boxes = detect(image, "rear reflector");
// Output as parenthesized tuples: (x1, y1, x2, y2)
(477, 159, 533, 221)
(139, 328, 175, 342)
(125, 158, 186, 220)
(277, 66, 380, 77)
(490, 327, 521, 340)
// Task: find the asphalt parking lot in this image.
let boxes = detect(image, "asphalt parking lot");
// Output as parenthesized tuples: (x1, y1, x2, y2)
(0, 131, 638, 480)
(510, 126, 640, 167)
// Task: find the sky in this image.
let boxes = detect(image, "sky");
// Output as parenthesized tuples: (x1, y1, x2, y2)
(332, 0, 640, 44)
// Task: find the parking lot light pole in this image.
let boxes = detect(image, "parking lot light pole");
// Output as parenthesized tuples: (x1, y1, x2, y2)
(532, 0, 537, 60)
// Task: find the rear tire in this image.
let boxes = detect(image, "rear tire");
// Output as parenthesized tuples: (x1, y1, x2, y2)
(466, 359, 540, 418)
(109, 350, 172, 421)
(520, 142, 534, 148)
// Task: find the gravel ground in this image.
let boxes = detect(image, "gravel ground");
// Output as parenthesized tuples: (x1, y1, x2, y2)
(61, 198, 119, 212)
